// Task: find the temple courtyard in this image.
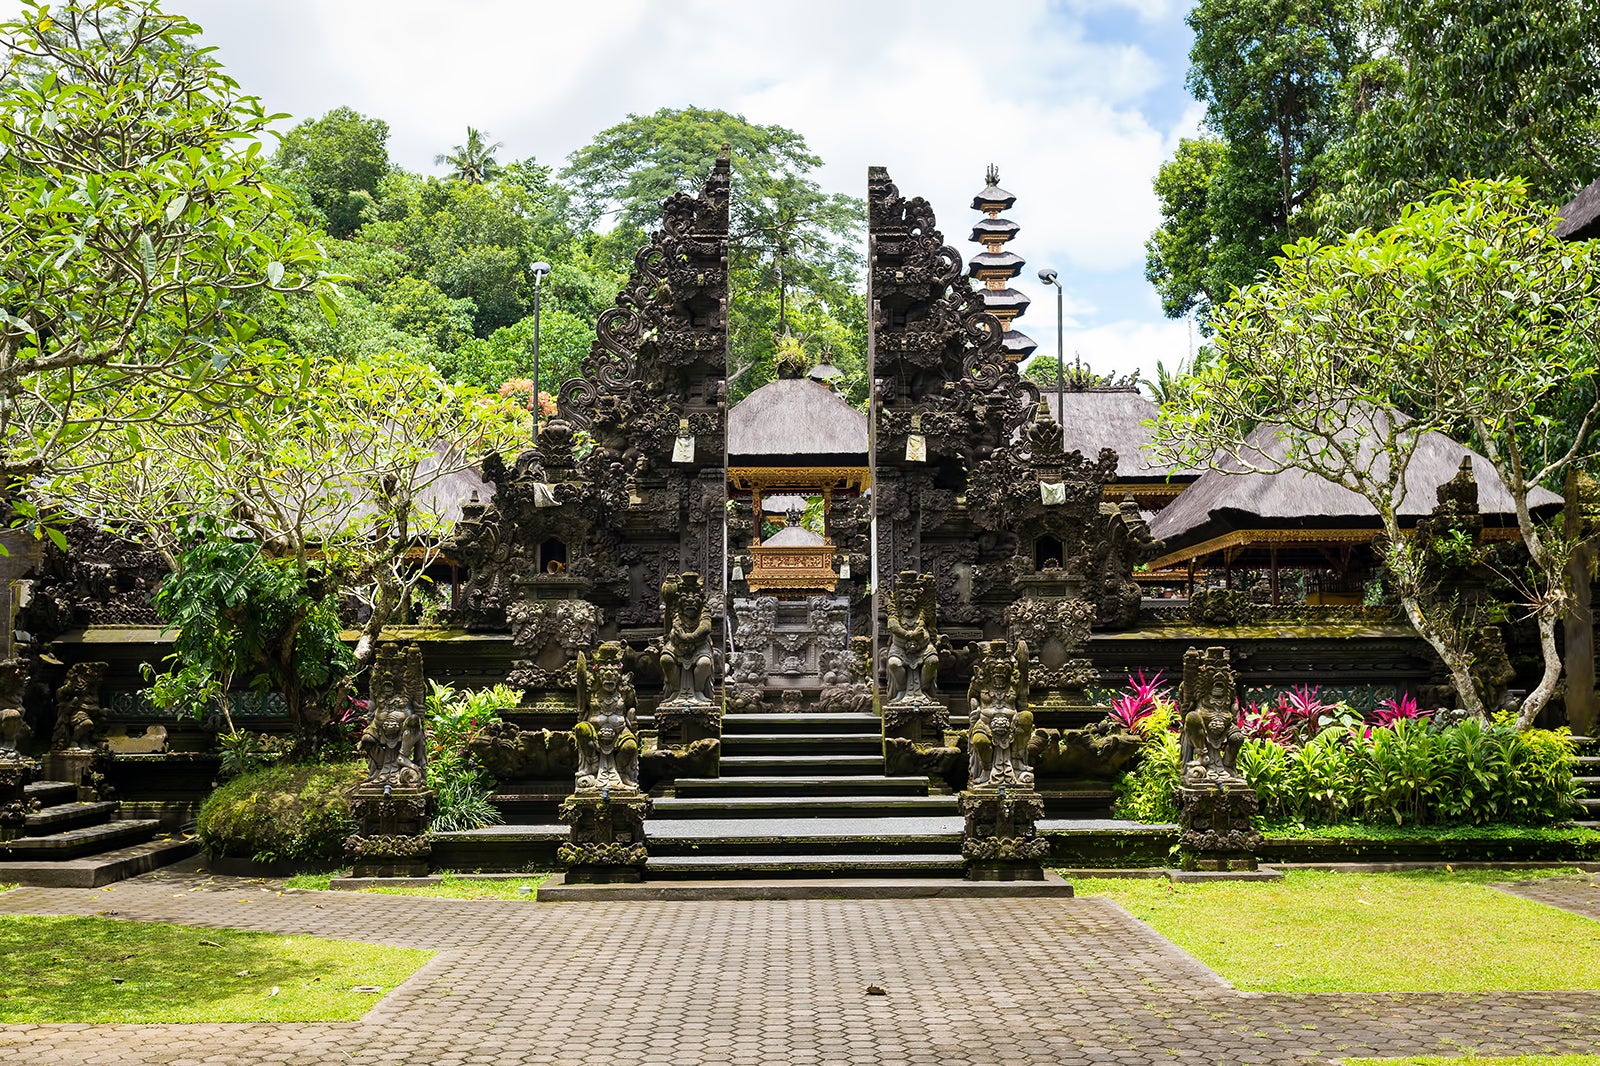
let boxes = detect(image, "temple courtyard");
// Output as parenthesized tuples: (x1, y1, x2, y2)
(2, 862, 1598, 1065)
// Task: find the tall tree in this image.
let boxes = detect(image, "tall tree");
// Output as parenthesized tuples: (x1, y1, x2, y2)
(435, 126, 503, 185)
(1146, 0, 1361, 324)
(274, 106, 391, 238)
(561, 107, 865, 397)
(0, 0, 328, 494)
(1318, 0, 1600, 229)
(1154, 180, 1600, 728)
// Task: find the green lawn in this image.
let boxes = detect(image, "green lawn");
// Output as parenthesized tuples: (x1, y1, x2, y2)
(1077, 868, 1600, 993)
(286, 871, 553, 899)
(0, 915, 431, 1023)
(0, 883, 15, 894)
(1346, 1058, 1600, 1065)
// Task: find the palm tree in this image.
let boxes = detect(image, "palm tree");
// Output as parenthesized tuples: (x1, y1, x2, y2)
(435, 127, 503, 184)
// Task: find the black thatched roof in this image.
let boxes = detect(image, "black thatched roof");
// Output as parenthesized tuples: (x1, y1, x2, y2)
(1149, 420, 1563, 546)
(728, 378, 868, 463)
(1558, 174, 1600, 241)
(1036, 387, 1196, 482)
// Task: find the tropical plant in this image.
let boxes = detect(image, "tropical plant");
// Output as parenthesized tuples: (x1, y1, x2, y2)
(435, 126, 502, 185)
(1109, 669, 1168, 731)
(423, 682, 520, 833)
(1372, 692, 1427, 728)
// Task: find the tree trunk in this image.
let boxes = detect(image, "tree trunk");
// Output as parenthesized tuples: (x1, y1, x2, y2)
(1516, 599, 1564, 730)
(1399, 593, 1487, 719)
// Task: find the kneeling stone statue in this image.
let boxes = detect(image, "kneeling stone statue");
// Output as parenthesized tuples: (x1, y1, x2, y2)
(559, 641, 652, 883)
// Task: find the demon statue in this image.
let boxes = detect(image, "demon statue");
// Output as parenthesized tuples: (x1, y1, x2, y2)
(659, 572, 715, 707)
(573, 642, 640, 792)
(884, 571, 941, 710)
(958, 638, 1048, 880)
(345, 644, 435, 878)
(52, 662, 106, 751)
(1174, 646, 1261, 871)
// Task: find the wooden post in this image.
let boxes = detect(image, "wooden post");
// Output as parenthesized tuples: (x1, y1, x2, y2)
(1269, 545, 1280, 605)
(1565, 471, 1597, 736)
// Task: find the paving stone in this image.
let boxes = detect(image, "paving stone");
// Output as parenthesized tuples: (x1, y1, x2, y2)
(1, 870, 1598, 1063)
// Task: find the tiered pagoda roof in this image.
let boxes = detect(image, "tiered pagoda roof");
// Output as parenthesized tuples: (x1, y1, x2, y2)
(968, 164, 1037, 361)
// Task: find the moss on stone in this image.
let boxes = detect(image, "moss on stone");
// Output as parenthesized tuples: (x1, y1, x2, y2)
(197, 760, 363, 863)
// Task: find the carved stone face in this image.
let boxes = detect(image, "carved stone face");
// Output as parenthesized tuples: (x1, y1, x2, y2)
(596, 663, 622, 693)
(682, 594, 704, 621)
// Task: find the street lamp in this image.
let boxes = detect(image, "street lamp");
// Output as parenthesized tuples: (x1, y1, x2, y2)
(530, 261, 552, 426)
(1037, 268, 1063, 425)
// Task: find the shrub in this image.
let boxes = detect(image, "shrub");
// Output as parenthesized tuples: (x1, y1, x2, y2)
(197, 761, 362, 863)
(424, 682, 520, 833)
(1112, 727, 1180, 823)
(215, 730, 293, 783)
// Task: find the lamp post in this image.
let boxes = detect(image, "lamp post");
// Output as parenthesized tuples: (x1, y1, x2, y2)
(1037, 268, 1063, 425)
(530, 260, 552, 426)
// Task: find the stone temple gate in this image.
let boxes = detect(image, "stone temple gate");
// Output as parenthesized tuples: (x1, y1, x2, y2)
(428, 155, 1165, 881)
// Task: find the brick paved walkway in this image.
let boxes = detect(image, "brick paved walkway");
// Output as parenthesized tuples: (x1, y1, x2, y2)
(2, 868, 1599, 1065)
(1494, 872, 1600, 921)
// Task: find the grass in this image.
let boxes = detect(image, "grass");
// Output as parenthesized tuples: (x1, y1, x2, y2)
(285, 870, 553, 899)
(1259, 821, 1600, 844)
(1346, 1059, 1600, 1065)
(1076, 868, 1600, 993)
(0, 883, 15, 894)
(0, 915, 431, 1023)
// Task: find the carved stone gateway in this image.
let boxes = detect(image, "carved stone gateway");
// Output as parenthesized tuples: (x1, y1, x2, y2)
(959, 639, 1049, 880)
(1174, 646, 1262, 871)
(43, 661, 108, 799)
(345, 644, 435, 878)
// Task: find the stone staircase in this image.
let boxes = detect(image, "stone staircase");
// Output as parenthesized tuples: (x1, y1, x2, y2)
(647, 708, 965, 878)
(1574, 736, 1599, 830)
(0, 779, 196, 887)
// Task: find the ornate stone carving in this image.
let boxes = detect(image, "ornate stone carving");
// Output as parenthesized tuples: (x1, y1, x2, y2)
(52, 662, 106, 751)
(558, 792, 653, 883)
(959, 790, 1048, 879)
(16, 522, 165, 637)
(0, 658, 28, 758)
(505, 599, 600, 696)
(1006, 596, 1097, 697)
(347, 644, 434, 877)
(573, 643, 640, 792)
(469, 722, 575, 781)
(659, 572, 715, 708)
(358, 644, 428, 789)
(966, 639, 1033, 791)
(1178, 646, 1244, 786)
(883, 572, 941, 709)
(1175, 785, 1262, 872)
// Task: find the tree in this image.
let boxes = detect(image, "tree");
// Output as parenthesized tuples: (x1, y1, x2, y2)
(432, 310, 595, 393)
(1320, 0, 1600, 230)
(274, 106, 390, 238)
(1153, 180, 1600, 728)
(561, 107, 865, 395)
(1147, 0, 1361, 323)
(51, 348, 527, 737)
(435, 126, 502, 185)
(0, 1, 329, 490)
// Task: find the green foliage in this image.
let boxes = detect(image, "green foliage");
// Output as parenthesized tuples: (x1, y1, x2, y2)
(148, 521, 352, 735)
(273, 106, 390, 238)
(215, 730, 293, 783)
(379, 276, 476, 352)
(1112, 726, 1180, 823)
(423, 682, 518, 833)
(0, 0, 329, 482)
(0, 915, 431, 1023)
(432, 309, 595, 392)
(435, 126, 502, 185)
(1321, 0, 1600, 230)
(196, 761, 362, 862)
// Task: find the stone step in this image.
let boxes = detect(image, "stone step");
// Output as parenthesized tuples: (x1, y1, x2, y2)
(23, 780, 79, 807)
(0, 818, 160, 860)
(720, 713, 881, 736)
(719, 733, 883, 756)
(0, 834, 198, 888)
(24, 800, 119, 836)
(672, 775, 932, 798)
(1580, 798, 1600, 812)
(653, 795, 959, 817)
(718, 754, 885, 777)
(649, 817, 960, 858)
(645, 852, 966, 879)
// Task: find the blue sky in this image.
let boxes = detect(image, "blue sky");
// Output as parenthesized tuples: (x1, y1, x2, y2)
(167, 0, 1205, 379)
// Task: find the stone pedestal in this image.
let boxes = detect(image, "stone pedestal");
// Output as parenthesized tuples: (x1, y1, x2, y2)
(653, 700, 721, 748)
(883, 697, 949, 745)
(43, 748, 104, 800)
(959, 788, 1049, 881)
(558, 791, 652, 884)
(1175, 784, 1263, 872)
(345, 786, 436, 878)
(0, 756, 34, 842)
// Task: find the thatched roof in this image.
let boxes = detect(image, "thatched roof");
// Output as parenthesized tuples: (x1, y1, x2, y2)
(1035, 387, 1195, 482)
(1149, 419, 1564, 547)
(1558, 174, 1600, 241)
(728, 378, 868, 462)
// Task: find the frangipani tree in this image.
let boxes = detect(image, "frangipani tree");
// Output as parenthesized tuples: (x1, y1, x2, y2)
(1154, 179, 1600, 727)
(0, 1, 332, 493)
(52, 349, 528, 735)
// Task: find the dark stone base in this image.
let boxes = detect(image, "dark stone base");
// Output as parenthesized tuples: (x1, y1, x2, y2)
(1176, 783, 1263, 871)
(43, 749, 102, 800)
(564, 863, 645, 885)
(0, 758, 34, 843)
(351, 858, 432, 879)
(558, 790, 652, 882)
(1179, 853, 1259, 873)
(965, 860, 1047, 882)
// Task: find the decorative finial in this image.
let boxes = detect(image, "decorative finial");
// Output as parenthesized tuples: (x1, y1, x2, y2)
(986, 162, 1000, 186)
